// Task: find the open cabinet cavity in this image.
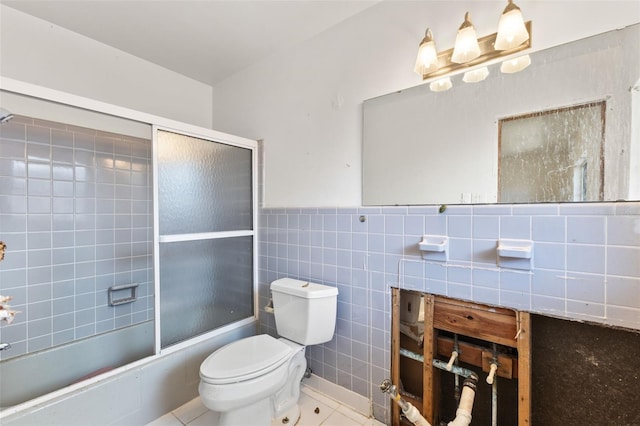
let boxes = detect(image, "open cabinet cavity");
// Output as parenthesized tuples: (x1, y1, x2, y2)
(390, 289, 531, 425)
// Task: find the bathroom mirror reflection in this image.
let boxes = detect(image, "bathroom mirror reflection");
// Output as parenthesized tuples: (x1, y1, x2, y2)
(499, 101, 605, 203)
(363, 24, 640, 206)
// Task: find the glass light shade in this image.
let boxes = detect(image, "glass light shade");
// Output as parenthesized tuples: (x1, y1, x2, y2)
(495, 1, 529, 50)
(429, 77, 453, 92)
(501, 54, 531, 73)
(414, 29, 439, 76)
(451, 12, 481, 64)
(463, 67, 489, 83)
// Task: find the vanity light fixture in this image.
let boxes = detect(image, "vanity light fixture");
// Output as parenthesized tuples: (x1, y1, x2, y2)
(414, 28, 439, 76)
(414, 0, 532, 85)
(429, 77, 453, 92)
(500, 54, 531, 73)
(451, 12, 481, 64)
(463, 66, 490, 83)
(495, 0, 530, 50)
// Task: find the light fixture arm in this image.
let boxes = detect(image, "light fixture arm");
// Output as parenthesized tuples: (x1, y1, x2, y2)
(502, 0, 521, 14)
(458, 12, 474, 31)
(420, 28, 434, 45)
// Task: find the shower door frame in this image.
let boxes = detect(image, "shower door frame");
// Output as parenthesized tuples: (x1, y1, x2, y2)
(152, 125, 259, 355)
(0, 77, 259, 417)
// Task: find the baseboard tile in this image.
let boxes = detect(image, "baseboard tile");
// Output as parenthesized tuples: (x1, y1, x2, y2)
(302, 374, 371, 417)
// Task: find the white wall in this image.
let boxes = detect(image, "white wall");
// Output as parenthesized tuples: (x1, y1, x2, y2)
(210, 0, 640, 208)
(0, 5, 213, 128)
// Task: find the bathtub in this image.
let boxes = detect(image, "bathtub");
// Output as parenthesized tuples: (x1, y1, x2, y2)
(0, 321, 154, 409)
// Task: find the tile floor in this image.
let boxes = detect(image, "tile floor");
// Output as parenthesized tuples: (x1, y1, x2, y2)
(147, 386, 385, 426)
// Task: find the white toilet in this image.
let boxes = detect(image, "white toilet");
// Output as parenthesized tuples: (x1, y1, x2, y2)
(198, 278, 339, 426)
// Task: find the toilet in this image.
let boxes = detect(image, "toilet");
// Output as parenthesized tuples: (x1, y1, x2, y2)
(198, 278, 339, 426)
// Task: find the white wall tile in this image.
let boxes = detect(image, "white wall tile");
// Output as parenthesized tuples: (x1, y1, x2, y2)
(606, 246, 640, 276)
(607, 216, 640, 246)
(567, 216, 605, 244)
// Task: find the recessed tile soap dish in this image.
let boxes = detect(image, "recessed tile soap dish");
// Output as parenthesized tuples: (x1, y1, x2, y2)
(497, 239, 533, 270)
(419, 235, 449, 261)
(497, 239, 533, 259)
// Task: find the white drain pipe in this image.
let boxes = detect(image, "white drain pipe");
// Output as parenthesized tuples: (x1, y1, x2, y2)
(380, 379, 431, 426)
(380, 374, 478, 426)
(446, 375, 478, 426)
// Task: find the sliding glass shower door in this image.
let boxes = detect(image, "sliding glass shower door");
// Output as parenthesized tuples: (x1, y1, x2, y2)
(154, 129, 255, 349)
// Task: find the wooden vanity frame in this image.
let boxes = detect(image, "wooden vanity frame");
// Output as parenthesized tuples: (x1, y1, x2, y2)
(391, 289, 531, 425)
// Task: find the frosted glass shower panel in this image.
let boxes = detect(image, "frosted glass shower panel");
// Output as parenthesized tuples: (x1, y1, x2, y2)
(160, 236, 253, 347)
(157, 130, 253, 234)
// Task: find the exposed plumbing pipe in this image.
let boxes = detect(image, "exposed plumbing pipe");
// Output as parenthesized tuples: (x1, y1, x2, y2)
(487, 343, 499, 426)
(486, 363, 499, 384)
(491, 378, 498, 426)
(445, 350, 458, 371)
(400, 347, 477, 379)
(380, 379, 431, 426)
(447, 375, 478, 426)
(380, 373, 478, 426)
(432, 359, 475, 379)
(394, 347, 480, 426)
(451, 334, 461, 403)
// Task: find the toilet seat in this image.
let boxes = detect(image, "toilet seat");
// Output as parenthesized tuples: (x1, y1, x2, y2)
(200, 334, 293, 385)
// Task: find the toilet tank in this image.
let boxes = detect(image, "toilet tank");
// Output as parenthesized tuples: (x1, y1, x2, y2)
(270, 278, 338, 345)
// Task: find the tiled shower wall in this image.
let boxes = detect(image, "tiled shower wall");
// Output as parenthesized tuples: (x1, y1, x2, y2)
(0, 115, 153, 360)
(258, 202, 640, 419)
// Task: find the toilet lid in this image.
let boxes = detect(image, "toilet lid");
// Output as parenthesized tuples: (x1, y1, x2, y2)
(200, 334, 292, 384)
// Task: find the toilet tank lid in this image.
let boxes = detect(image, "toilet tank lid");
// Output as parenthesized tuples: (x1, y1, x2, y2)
(271, 278, 339, 298)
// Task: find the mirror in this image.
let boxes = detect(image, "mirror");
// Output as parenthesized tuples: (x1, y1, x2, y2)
(499, 102, 605, 203)
(363, 24, 639, 205)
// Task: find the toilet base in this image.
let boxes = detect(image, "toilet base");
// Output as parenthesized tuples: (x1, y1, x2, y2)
(217, 397, 272, 426)
(271, 404, 300, 426)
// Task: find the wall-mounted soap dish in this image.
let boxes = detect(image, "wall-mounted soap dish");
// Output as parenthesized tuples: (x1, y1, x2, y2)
(497, 239, 533, 270)
(419, 235, 448, 261)
(497, 240, 532, 259)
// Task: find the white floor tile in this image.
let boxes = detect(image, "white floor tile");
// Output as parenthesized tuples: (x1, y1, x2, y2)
(335, 405, 370, 424)
(300, 387, 340, 410)
(145, 412, 182, 426)
(187, 409, 220, 426)
(296, 392, 334, 426)
(320, 410, 362, 426)
(172, 397, 208, 424)
(362, 418, 386, 426)
(147, 387, 385, 426)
